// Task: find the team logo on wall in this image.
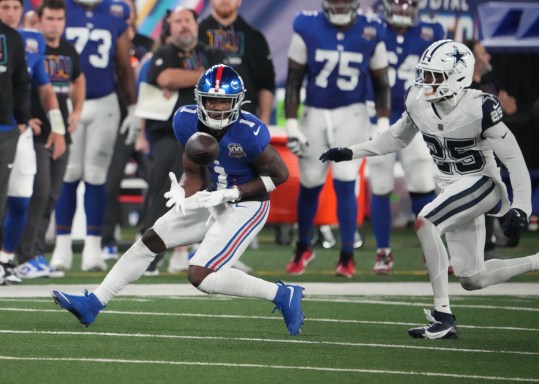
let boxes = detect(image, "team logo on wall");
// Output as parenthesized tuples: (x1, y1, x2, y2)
(227, 143, 246, 158)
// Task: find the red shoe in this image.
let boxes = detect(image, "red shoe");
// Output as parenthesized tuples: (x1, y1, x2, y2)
(336, 259, 356, 278)
(336, 251, 356, 278)
(286, 243, 315, 275)
(372, 249, 394, 275)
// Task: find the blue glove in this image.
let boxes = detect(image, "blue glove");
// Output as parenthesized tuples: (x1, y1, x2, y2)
(502, 208, 528, 237)
(319, 147, 353, 163)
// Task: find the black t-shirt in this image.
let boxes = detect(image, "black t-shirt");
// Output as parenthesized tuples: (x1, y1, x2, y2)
(145, 42, 225, 143)
(0, 22, 30, 128)
(198, 15, 276, 116)
(31, 38, 82, 144)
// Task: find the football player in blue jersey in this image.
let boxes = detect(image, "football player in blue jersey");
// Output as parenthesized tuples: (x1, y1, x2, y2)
(50, 0, 137, 272)
(368, 0, 445, 274)
(284, 0, 391, 278)
(52, 65, 306, 336)
(321, 40, 539, 339)
(0, 0, 66, 283)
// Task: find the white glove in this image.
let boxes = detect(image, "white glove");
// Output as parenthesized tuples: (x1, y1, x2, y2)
(164, 172, 186, 214)
(285, 118, 308, 156)
(120, 105, 142, 146)
(194, 188, 240, 209)
(370, 117, 390, 138)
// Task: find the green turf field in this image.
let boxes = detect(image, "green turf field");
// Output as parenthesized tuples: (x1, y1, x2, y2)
(1, 224, 538, 383)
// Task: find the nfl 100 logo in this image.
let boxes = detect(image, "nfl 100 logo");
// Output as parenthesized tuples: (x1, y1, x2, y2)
(227, 143, 246, 158)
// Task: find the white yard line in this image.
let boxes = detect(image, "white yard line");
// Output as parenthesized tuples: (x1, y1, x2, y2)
(1, 282, 538, 298)
(0, 355, 537, 382)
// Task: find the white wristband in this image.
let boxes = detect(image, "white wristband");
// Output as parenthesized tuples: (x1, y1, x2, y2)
(285, 118, 298, 133)
(48, 109, 66, 135)
(260, 175, 276, 192)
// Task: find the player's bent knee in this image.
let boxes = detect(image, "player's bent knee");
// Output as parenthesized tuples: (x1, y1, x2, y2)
(63, 166, 83, 183)
(141, 228, 167, 254)
(188, 265, 214, 289)
(84, 165, 108, 185)
(459, 274, 485, 291)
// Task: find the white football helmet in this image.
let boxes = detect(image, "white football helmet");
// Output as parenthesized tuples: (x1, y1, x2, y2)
(414, 39, 474, 102)
(322, 0, 360, 26)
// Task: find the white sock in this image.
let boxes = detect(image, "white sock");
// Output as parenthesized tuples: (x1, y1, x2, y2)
(50, 234, 73, 269)
(416, 218, 450, 312)
(197, 268, 278, 301)
(0, 251, 14, 264)
(94, 240, 156, 305)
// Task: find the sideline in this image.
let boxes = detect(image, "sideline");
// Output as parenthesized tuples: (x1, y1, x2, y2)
(1, 282, 538, 298)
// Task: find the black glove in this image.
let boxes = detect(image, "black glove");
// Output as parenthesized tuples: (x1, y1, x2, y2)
(319, 147, 353, 163)
(502, 208, 528, 237)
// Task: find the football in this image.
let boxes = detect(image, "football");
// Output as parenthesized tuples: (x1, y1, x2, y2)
(185, 132, 220, 166)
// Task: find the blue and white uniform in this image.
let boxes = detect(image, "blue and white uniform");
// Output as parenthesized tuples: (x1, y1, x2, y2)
(289, 11, 387, 186)
(62, 0, 129, 185)
(51, 0, 131, 272)
(150, 106, 271, 270)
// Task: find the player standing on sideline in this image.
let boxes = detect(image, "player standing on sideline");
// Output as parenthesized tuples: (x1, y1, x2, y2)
(0, 14, 30, 285)
(369, 0, 444, 274)
(16, 0, 86, 278)
(52, 65, 306, 337)
(321, 40, 539, 339)
(284, 0, 390, 278)
(50, 0, 137, 272)
(0, 0, 66, 283)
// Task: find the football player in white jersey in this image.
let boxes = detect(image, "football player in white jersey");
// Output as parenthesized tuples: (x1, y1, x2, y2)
(284, 0, 390, 278)
(52, 65, 306, 337)
(321, 39, 539, 339)
(368, 0, 444, 274)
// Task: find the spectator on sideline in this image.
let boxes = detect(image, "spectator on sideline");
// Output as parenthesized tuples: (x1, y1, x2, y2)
(284, 0, 390, 278)
(0, 14, 31, 285)
(321, 39, 537, 339)
(199, 0, 276, 125)
(16, 0, 85, 278)
(52, 65, 305, 338)
(0, 0, 66, 282)
(49, 0, 137, 273)
(368, 0, 444, 274)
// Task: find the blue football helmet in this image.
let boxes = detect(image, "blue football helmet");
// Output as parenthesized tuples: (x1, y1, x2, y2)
(383, 0, 419, 28)
(195, 64, 246, 130)
(322, 0, 359, 26)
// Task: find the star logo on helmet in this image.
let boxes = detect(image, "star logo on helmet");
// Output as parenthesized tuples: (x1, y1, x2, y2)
(446, 46, 468, 67)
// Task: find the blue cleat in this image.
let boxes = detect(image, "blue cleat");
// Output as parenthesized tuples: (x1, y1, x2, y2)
(52, 289, 104, 327)
(272, 281, 305, 336)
